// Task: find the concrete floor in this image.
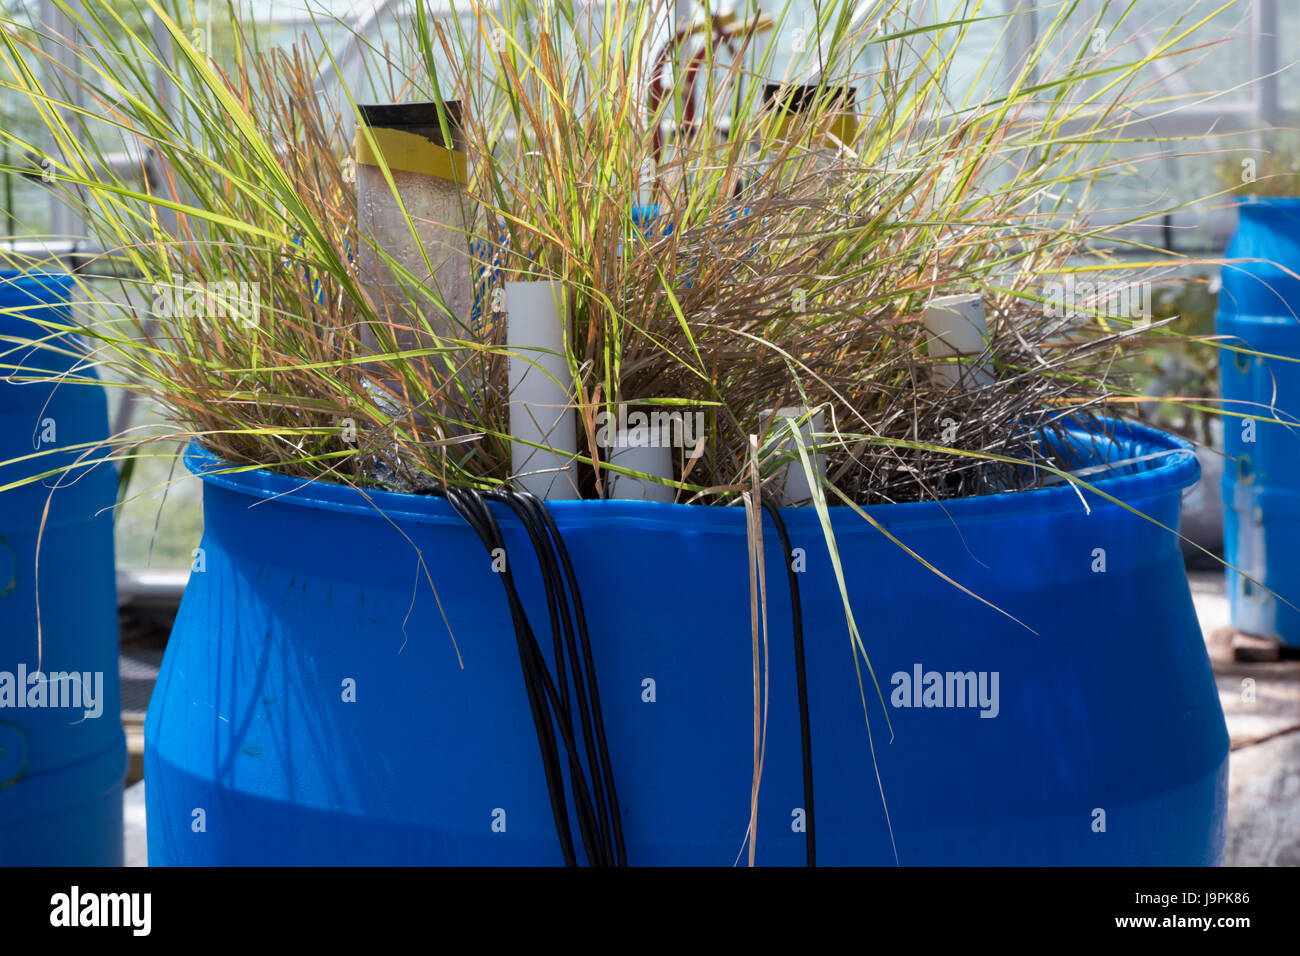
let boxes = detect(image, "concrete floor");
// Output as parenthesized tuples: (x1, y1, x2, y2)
(1191, 572, 1300, 866)
(121, 570, 1299, 866)
(124, 779, 147, 867)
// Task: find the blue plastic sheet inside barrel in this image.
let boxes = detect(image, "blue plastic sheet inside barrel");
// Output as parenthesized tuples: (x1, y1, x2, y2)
(0, 271, 124, 865)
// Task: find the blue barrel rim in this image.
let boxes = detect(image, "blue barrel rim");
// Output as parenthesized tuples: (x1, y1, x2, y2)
(182, 418, 1198, 534)
(0, 269, 77, 290)
(0, 271, 77, 314)
(1235, 196, 1300, 211)
(0, 270, 79, 353)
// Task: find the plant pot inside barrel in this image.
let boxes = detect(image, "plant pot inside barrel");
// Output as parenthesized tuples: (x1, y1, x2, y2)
(144, 419, 1227, 865)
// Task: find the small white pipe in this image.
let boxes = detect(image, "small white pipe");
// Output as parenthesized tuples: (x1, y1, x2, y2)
(759, 406, 826, 507)
(605, 434, 674, 503)
(507, 279, 579, 500)
(923, 293, 993, 389)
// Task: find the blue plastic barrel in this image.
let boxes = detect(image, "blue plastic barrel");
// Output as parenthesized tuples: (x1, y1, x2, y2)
(0, 272, 124, 865)
(1219, 198, 1300, 317)
(146, 419, 1225, 865)
(1218, 198, 1300, 647)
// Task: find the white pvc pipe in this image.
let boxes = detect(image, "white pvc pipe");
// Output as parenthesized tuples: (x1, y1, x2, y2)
(759, 406, 826, 507)
(606, 435, 674, 503)
(507, 279, 579, 500)
(923, 293, 993, 389)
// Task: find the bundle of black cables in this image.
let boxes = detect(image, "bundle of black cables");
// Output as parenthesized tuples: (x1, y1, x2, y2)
(440, 483, 814, 867)
(441, 485, 625, 867)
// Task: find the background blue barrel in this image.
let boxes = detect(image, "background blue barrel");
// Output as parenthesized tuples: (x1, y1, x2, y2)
(1218, 198, 1300, 647)
(1219, 199, 1300, 317)
(146, 420, 1226, 865)
(0, 272, 124, 865)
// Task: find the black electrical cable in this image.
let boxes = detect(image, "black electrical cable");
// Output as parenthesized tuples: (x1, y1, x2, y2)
(462, 488, 597, 862)
(443, 483, 624, 866)
(525, 495, 627, 866)
(447, 483, 797, 867)
(455, 487, 598, 864)
(443, 485, 579, 865)
(523, 491, 623, 866)
(762, 500, 816, 867)
(499, 490, 620, 865)
(494, 490, 609, 865)
(444, 486, 577, 863)
(493, 490, 620, 866)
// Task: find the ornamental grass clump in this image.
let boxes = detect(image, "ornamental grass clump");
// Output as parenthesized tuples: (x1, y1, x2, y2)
(0, 0, 1262, 867)
(0, 0, 1246, 503)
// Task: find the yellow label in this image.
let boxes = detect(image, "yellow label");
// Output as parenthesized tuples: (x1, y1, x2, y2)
(354, 125, 468, 183)
(768, 111, 860, 149)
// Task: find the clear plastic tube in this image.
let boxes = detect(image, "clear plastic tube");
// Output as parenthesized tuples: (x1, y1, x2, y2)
(355, 102, 472, 418)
